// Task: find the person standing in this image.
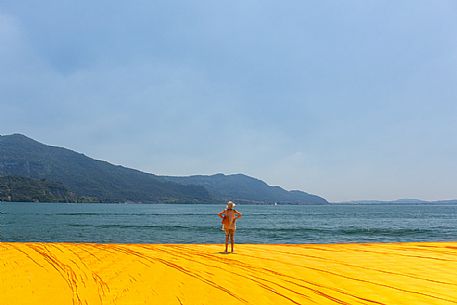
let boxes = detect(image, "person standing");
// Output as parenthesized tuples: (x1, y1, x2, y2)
(218, 201, 242, 253)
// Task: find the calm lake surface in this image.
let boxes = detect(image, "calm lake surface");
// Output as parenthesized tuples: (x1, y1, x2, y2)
(1, 202, 456, 244)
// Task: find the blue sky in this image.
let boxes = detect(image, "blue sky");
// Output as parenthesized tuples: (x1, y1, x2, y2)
(1, 1, 456, 201)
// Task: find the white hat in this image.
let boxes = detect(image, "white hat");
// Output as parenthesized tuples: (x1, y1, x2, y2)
(226, 200, 236, 208)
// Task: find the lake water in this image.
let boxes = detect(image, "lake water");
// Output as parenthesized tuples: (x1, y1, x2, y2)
(1, 202, 456, 244)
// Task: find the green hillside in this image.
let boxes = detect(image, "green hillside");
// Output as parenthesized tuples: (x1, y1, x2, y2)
(0, 134, 209, 203)
(162, 174, 328, 204)
(0, 176, 86, 203)
(0, 134, 328, 204)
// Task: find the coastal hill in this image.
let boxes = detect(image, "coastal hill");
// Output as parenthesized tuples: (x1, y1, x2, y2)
(163, 174, 328, 204)
(335, 199, 457, 205)
(0, 134, 210, 203)
(0, 134, 328, 204)
(0, 176, 79, 203)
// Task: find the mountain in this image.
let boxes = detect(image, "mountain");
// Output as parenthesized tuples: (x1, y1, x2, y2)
(0, 134, 210, 203)
(0, 134, 328, 204)
(162, 174, 328, 204)
(334, 199, 457, 205)
(0, 176, 84, 203)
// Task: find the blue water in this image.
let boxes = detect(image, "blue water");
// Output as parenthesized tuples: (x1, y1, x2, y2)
(1, 202, 457, 244)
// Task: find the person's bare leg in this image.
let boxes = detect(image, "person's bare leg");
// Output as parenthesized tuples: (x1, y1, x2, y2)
(225, 233, 229, 253)
(230, 232, 235, 253)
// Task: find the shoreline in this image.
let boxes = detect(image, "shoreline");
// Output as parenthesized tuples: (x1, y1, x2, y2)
(2, 241, 457, 304)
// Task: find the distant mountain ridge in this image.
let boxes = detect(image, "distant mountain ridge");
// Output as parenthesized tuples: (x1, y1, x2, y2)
(334, 199, 457, 205)
(0, 134, 328, 204)
(0, 134, 210, 203)
(162, 174, 328, 204)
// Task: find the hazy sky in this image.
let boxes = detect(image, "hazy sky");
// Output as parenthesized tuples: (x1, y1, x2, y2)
(1, 1, 456, 201)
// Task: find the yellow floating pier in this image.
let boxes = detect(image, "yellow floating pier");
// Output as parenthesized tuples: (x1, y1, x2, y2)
(1, 242, 457, 304)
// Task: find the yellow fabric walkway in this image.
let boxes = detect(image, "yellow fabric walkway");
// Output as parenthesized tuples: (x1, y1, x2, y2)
(1, 242, 457, 305)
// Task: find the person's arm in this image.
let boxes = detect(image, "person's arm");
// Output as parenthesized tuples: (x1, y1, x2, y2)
(234, 210, 242, 219)
(217, 210, 226, 219)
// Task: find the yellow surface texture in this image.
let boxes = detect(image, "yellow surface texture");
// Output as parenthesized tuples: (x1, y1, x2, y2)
(1, 242, 457, 305)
